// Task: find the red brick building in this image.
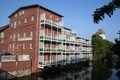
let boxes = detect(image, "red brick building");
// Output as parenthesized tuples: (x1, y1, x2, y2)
(0, 4, 92, 78)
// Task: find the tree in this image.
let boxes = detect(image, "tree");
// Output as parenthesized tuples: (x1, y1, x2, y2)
(92, 34, 106, 60)
(93, 0, 120, 24)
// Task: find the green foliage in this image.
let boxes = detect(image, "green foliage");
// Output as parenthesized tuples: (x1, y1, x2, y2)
(93, 0, 120, 24)
(114, 38, 120, 55)
(92, 34, 114, 60)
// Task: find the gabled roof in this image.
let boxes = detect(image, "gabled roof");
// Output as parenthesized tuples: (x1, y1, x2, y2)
(0, 24, 9, 32)
(8, 4, 63, 18)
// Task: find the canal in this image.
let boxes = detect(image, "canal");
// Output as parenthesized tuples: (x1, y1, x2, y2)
(12, 59, 120, 80)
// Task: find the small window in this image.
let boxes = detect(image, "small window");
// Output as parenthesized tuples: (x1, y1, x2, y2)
(14, 21, 17, 28)
(23, 32, 26, 37)
(11, 23, 13, 27)
(22, 11, 25, 15)
(30, 31, 33, 37)
(50, 15, 52, 18)
(12, 43, 15, 51)
(18, 34, 20, 38)
(1, 32, 4, 38)
(23, 43, 25, 49)
(10, 35, 12, 39)
(18, 21, 21, 25)
(13, 34, 16, 41)
(24, 19, 27, 23)
(19, 12, 21, 16)
(31, 16, 34, 21)
(0, 40, 3, 43)
(10, 44, 11, 49)
(56, 17, 58, 21)
(30, 43, 33, 49)
(17, 43, 19, 49)
(15, 14, 17, 17)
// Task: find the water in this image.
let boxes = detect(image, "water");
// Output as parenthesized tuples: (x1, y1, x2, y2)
(13, 60, 120, 80)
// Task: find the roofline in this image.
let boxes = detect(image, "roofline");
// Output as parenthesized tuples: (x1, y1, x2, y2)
(8, 4, 63, 18)
(0, 24, 9, 32)
(63, 27, 71, 31)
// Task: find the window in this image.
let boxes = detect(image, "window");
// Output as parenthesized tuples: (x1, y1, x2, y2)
(10, 44, 11, 49)
(17, 43, 19, 49)
(18, 34, 20, 38)
(24, 19, 27, 23)
(31, 16, 34, 21)
(56, 17, 58, 21)
(15, 14, 17, 17)
(18, 21, 21, 25)
(23, 32, 26, 37)
(22, 11, 25, 15)
(12, 43, 15, 51)
(0, 40, 3, 43)
(14, 21, 17, 28)
(30, 31, 33, 37)
(1, 32, 4, 38)
(30, 43, 33, 49)
(23, 43, 25, 49)
(19, 12, 21, 16)
(11, 23, 13, 27)
(50, 15, 52, 18)
(10, 35, 12, 39)
(13, 34, 16, 41)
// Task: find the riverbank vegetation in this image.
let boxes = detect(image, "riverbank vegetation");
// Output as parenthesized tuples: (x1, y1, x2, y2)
(92, 33, 114, 61)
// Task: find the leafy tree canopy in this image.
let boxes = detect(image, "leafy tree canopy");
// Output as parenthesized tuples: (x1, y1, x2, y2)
(93, 0, 120, 24)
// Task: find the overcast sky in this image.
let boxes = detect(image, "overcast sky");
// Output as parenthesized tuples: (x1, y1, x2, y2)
(0, 0, 120, 42)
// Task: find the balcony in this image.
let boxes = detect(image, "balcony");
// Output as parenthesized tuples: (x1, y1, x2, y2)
(40, 35, 63, 43)
(39, 48, 62, 53)
(40, 19, 63, 29)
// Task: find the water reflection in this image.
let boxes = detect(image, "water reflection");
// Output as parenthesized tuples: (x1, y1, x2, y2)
(12, 59, 120, 80)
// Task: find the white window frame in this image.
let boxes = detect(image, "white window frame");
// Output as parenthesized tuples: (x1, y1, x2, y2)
(11, 23, 13, 27)
(15, 14, 17, 17)
(22, 11, 25, 15)
(18, 21, 21, 25)
(10, 35, 12, 39)
(30, 43, 33, 49)
(1, 32, 4, 38)
(30, 31, 33, 37)
(10, 44, 11, 49)
(23, 43, 25, 49)
(19, 12, 21, 16)
(31, 16, 34, 21)
(18, 34, 20, 38)
(23, 32, 26, 37)
(24, 19, 27, 23)
(14, 21, 17, 28)
(13, 34, 16, 41)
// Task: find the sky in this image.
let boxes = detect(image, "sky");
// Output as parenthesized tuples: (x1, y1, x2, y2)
(0, 0, 120, 42)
